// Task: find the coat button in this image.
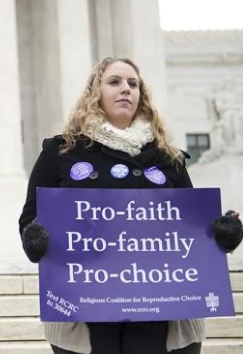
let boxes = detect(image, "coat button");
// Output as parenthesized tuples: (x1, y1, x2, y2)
(132, 168, 143, 177)
(89, 171, 99, 180)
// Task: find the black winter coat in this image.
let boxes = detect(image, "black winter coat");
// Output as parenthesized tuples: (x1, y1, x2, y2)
(19, 135, 192, 234)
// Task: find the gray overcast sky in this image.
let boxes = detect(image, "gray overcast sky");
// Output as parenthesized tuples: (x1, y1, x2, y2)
(159, 0, 243, 30)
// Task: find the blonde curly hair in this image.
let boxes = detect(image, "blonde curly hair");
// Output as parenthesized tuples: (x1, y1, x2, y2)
(61, 56, 182, 163)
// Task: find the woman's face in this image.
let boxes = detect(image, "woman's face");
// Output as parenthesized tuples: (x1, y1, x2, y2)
(100, 61, 140, 129)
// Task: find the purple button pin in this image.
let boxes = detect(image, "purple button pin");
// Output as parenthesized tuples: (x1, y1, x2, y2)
(144, 166, 166, 185)
(70, 162, 93, 181)
(111, 164, 129, 179)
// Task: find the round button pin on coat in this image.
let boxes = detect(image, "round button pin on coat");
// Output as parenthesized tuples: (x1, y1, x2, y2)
(70, 162, 93, 180)
(144, 166, 166, 185)
(132, 168, 143, 177)
(89, 171, 99, 180)
(110, 164, 129, 179)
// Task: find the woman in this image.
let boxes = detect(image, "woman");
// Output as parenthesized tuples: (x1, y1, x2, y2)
(19, 57, 243, 354)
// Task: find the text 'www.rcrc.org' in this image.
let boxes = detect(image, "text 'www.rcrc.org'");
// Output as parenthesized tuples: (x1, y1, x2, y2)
(121, 307, 160, 314)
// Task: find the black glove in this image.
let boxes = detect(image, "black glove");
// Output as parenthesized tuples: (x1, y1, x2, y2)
(212, 210, 243, 252)
(22, 221, 49, 263)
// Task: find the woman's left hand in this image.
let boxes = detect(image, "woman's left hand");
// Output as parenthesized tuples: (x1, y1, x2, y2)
(212, 210, 243, 252)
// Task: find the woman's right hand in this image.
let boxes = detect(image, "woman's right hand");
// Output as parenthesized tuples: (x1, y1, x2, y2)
(22, 221, 49, 263)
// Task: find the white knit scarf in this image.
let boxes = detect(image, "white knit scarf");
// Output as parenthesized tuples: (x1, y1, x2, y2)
(86, 117, 154, 156)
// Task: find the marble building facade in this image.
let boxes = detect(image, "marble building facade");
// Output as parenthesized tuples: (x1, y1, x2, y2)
(0, 0, 168, 265)
(164, 29, 243, 159)
(0, 2, 243, 353)
(1, 0, 243, 265)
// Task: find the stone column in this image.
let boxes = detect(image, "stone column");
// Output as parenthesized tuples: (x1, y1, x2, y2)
(15, 0, 39, 176)
(0, 0, 34, 272)
(28, 0, 93, 147)
(31, 0, 63, 146)
(56, 0, 93, 121)
(0, 0, 94, 273)
(0, 0, 25, 178)
(110, 0, 170, 121)
(93, 0, 113, 61)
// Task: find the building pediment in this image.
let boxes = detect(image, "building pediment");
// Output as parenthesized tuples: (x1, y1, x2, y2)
(163, 29, 243, 64)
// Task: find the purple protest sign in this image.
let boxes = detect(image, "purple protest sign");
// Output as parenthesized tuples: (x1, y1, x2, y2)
(37, 187, 234, 322)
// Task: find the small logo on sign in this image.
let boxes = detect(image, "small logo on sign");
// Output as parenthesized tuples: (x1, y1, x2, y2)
(205, 293, 219, 312)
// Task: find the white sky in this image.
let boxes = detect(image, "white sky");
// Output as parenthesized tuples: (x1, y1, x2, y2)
(159, 0, 243, 30)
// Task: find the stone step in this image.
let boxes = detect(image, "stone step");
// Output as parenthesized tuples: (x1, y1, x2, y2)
(0, 276, 22, 295)
(0, 295, 39, 317)
(202, 339, 243, 354)
(227, 244, 243, 271)
(0, 339, 242, 354)
(0, 293, 243, 317)
(230, 272, 243, 292)
(0, 272, 242, 295)
(0, 275, 38, 295)
(233, 293, 243, 313)
(1, 316, 243, 341)
(0, 341, 51, 354)
(205, 315, 243, 337)
(0, 318, 44, 341)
